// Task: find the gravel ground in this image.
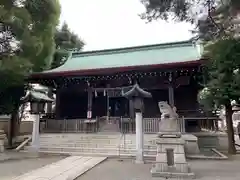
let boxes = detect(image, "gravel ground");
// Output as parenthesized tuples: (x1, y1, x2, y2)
(77, 156, 240, 180)
(0, 156, 65, 180)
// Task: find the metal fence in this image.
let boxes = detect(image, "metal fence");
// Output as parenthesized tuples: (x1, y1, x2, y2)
(119, 117, 160, 133)
(41, 116, 218, 134)
(42, 117, 162, 133)
(42, 118, 99, 133)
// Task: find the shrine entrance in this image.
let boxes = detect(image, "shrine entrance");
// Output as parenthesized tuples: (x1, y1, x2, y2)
(109, 97, 129, 117)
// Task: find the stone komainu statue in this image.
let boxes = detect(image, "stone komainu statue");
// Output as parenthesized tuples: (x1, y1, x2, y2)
(158, 101, 179, 132)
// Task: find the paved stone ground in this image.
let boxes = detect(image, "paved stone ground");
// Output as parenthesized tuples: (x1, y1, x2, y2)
(77, 156, 240, 180)
(0, 151, 43, 162)
(13, 156, 107, 180)
(0, 156, 65, 180)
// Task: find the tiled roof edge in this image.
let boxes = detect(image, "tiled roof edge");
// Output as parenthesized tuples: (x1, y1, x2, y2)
(71, 40, 194, 58)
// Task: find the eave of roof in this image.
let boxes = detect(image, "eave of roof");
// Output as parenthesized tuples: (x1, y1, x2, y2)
(30, 60, 203, 79)
(30, 40, 203, 78)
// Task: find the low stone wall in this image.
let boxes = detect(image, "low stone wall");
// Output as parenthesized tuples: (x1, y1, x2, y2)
(20, 121, 33, 135)
(0, 120, 33, 135)
(192, 132, 228, 151)
(182, 134, 200, 155)
(0, 120, 9, 133)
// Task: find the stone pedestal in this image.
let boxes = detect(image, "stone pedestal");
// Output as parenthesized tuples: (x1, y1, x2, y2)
(31, 114, 40, 152)
(135, 112, 144, 164)
(151, 135, 195, 179)
(0, 130, 6, 153)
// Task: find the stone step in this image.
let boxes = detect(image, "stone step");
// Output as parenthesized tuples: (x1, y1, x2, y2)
(40, 141, 136, 145)
(39, 144, 119, 148)
(40, 140, 121, 144)
(39, 136, 121, 140)
(25, 145, 157, 155)
(39, 140, 120, 144)
(39, 135, 155, 144)
(119, 145, 156, 149)
(39, 141, 143, 145)
(39, 138, 148, 143)
(40, 138, 122, 142)
(40, 134, 121, 139)
(24, 147, 157, 157)
(39, 142, 156, 148)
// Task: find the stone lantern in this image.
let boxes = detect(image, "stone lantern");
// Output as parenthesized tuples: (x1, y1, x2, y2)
(122, 83, 151, 163)
(23, 91, 53, 152)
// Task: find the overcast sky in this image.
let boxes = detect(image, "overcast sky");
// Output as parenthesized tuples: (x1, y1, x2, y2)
(59, 0, 194, 51)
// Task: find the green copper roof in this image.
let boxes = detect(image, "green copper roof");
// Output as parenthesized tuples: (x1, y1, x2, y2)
(22, 91, 54, 102)
(40, 40, 202, 75)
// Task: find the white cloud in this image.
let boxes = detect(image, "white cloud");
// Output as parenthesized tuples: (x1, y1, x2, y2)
(59, 0, 194, 51)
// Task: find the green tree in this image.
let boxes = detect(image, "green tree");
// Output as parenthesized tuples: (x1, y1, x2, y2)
(141, 0, 240, 40)
(51, 22, 85, 69)
(0, 0, 60, 147)
(200, 39, 240, 154)
(140, 0, 240, 22)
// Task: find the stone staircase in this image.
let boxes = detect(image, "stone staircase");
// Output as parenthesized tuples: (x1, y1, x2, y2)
(99, 117, 120, 133)
(23, 133, 157, 157)
(100, 123, 119, 133)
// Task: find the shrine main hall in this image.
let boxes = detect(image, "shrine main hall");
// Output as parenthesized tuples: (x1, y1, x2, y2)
(29, 40, 216, 133)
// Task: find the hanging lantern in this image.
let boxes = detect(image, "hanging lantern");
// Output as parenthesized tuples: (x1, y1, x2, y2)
(95, 90, 98, 97)
(103, 89, 106, 96)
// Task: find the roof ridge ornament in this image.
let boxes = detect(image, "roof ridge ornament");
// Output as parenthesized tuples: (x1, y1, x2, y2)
(122, 83, 152, 98)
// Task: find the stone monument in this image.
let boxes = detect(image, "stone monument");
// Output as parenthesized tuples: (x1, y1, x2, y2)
(158, 101, 180, 137)
(151, 101, 195, 179)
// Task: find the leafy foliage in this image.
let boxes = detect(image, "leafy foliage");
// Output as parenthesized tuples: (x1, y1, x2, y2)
(197, 37, 240, 154)
(0, 0, 60, 114)
(51, 22, 85, 69)
(141, 0, 240, 21)
(141, 0, 240, 41)
(0, 0, 60, 146)
(199, 38, 240, 105)
(140, 0, 193, 22)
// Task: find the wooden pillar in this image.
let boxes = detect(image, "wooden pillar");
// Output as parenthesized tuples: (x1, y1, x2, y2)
(168, 73, 175, 107)
(87, 87, 93, 119)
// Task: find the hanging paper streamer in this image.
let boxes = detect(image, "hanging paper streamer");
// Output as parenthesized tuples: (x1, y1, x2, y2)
(87, 111, 92, 119)
(95, 90, 97, 97)
(103, 89, 106, 96)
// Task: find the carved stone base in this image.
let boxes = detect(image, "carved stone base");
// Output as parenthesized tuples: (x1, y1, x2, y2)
(0, 140, 4, 153)
(151, 136, 195, 179)
(151, 168, 195, 179)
